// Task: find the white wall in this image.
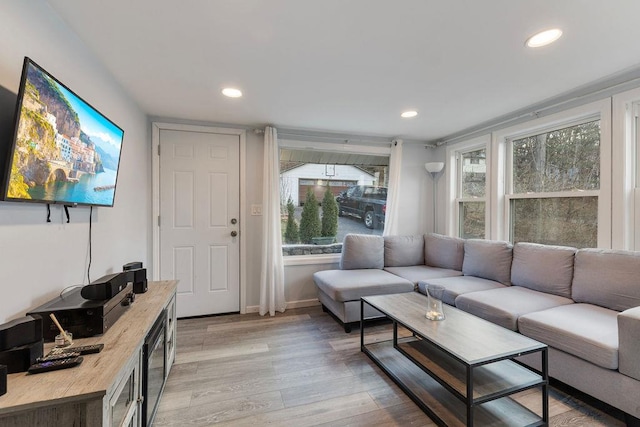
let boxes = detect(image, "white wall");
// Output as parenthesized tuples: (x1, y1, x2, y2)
(0, 1, 149, 323)
(395, 143, 433, 235)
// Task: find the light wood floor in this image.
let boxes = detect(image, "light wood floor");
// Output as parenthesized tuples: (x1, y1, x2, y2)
(154, 306, 626, 426)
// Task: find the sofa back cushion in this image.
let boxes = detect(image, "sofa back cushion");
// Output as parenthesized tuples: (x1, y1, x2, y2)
(462, 239, 513, 285)
(572, 248, 640, 311)
(340, 234, 384, 270)
(384, 235, 425, 267)
(511, 242, 576, 298)
(424, 233, 465, 271)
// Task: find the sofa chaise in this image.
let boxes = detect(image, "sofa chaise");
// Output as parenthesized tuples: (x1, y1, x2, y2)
(312, 233, 640, 424)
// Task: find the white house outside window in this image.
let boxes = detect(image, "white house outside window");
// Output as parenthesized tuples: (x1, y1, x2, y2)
(457, 147, 486, 238)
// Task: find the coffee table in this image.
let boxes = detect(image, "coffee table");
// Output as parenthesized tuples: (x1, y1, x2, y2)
(361, 292, 548, 426)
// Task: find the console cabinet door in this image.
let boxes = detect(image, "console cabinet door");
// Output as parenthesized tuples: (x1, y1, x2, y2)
(165, 295, 177, 372)
(108, 351, 141, 427)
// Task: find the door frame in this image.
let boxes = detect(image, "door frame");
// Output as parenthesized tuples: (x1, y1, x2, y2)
(151, 122, 247, 314)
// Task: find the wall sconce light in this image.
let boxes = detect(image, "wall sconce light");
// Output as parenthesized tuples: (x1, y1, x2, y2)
(425, 162, 445, 232)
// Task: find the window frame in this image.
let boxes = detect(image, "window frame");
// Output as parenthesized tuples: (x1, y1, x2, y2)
(279, 138, 391, 264)
(612, 87, 640, 250)
(492, 99, 612, 247)
(445, 135, 491, 238)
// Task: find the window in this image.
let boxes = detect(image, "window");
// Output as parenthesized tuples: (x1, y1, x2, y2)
(456, 147, 486, 238)
(507, 120, 600, 247)
(279, 142, 390, 256)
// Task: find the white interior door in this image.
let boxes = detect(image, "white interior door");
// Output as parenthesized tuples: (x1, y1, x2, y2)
(159, 129, 240, 317)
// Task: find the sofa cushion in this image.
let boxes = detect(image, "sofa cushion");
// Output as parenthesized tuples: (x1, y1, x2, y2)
(313, 269, 414, 302)
(340, 234, 384, 270)
(424, 233, 465, 271)
(417, 276, 506, 306)
(455, 286, 574, 331)
(384, 265, 462, 286)
(519, 304, 619, 370)
(511, 242, 576, 298)
(462, 239, 513, 285)
(384, 235, 425, 267)
(572, 248, 640, 311)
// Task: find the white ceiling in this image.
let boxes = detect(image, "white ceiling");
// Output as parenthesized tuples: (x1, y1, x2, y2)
(46, 0, 640, 143)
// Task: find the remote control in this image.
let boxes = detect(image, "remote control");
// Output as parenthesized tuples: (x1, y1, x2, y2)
(50, 343, 104, 355)
(27, 356, 83, 374)
(37, 351, 81, 363)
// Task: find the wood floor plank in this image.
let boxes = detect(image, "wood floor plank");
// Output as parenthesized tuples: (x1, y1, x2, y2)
(154, 390, 284, 426)
(174, 342, 269, 365)
(188, 363, 356, 407)
(280, 370, 391, 408)
(155, 306, 627, 426)
(213, 392, 381, 427)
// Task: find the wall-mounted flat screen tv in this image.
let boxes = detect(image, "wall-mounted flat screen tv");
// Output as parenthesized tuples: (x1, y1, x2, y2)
(1, 57, 124, 207)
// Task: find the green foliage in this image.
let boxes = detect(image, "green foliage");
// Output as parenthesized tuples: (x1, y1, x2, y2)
(299, 188, 321, 244)
(39, 73, 80, 125)
(284, 197, 299, 244)
(7, 155, 30, 199)
(321, 186, 338, 238)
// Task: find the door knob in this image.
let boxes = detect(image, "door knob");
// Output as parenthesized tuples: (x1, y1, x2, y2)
(231, 218, 237, 224)
(231, 231, 238, 237)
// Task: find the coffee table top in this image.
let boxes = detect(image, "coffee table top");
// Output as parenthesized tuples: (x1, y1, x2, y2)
(363, 292, 546, 365)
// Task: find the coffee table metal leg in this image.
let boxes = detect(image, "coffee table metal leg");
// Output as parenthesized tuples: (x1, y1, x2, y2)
(543, 347, 549, 423)
(393, 321, 398, 348)
(360, 299, 365, 351)
(467, 366, 474, 427)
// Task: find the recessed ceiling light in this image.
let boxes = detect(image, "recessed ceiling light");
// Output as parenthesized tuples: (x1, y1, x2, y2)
(222, 87, 242, 98)
(525, 28, 563, 48)
(401, 110, 418, 118)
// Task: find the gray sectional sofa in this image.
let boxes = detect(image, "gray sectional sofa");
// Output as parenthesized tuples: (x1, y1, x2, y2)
(312, 233, 640, 423)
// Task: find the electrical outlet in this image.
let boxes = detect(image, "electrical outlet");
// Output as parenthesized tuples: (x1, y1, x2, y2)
(251, 204, 263, 216)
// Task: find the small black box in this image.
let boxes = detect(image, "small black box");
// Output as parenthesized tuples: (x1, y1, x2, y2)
(0, 340, 43, 373)
(123, 261, 143, 271)
(128, 268, 148, 294)
(0, 364, 7, 396)
(0, 316, 42, 351)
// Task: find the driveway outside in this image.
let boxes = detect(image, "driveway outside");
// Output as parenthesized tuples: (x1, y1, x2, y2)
(293, 207, 382, 242)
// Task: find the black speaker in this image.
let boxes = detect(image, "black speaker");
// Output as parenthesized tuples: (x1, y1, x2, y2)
(131, 268, 147, 294)
(123, 261, 143, 271)
(0, 316, 43, 351)
(0, 340, 43, 373)
(81, 272, 129, 300)
(0, 364, 6, 396)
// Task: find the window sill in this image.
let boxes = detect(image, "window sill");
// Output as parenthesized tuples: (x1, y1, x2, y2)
(283, 253, 341, 266)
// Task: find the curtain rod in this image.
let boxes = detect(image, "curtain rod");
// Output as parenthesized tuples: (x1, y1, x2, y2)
(255, 127, 429, 146)
(254, 127, 394, 146)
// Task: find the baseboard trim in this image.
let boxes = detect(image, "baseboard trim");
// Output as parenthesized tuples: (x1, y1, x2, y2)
(245, 298, 321, 314)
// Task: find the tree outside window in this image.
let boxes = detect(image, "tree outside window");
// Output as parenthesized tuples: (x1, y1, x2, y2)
(509, 120, 600, 247)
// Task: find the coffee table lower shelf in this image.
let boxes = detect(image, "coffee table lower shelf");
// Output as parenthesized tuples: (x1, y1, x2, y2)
(364, 340, 544, 427)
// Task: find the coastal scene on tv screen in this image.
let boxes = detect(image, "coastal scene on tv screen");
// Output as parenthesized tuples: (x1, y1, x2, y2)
(6, 60, 124, 206)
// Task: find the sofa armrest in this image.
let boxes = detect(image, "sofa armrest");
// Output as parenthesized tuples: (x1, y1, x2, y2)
(618, 306, 640, 380)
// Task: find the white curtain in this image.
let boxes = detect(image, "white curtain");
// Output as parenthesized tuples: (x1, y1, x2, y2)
(259, 126, 286, 316)
(383, 139, 403, 236)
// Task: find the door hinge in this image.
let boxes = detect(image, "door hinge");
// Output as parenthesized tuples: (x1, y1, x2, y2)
(157, 145, 160, 156)
(157, 216, 161, 227)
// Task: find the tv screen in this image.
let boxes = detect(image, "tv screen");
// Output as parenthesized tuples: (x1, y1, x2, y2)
(1, 57, 124, 207)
